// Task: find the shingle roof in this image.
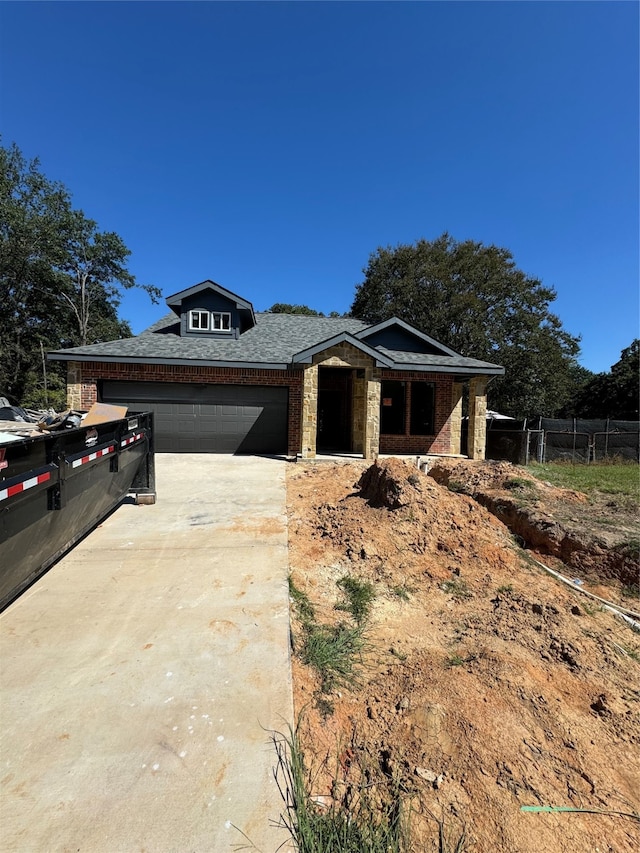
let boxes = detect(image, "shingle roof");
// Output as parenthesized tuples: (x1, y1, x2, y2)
(48, 312, 503, 375)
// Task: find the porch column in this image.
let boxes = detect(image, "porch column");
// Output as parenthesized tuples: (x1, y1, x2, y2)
(450, 382, 463, 455)
(301, 364, 319, 458)
(67, 361, 82, 410)
(363, 368, 381, 460)
(467, 377, 488, 460)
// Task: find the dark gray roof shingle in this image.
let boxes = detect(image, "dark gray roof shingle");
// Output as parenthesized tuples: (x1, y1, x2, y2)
(48, 312, 503, 374)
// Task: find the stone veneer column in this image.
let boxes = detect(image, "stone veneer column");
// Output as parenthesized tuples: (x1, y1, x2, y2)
(364, 368, 381, 460)
(351, 372, 366, 454)
(450, 382, 463, 455)
(467, 377, 488, 460)
(67, 361, 82, 410)
(301, 364, 319, 458)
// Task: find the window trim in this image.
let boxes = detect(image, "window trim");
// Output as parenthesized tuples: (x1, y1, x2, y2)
(188, 309, 210, 331)
(211, 311, 232, 332)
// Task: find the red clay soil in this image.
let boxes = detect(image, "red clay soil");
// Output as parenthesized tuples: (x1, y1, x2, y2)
(286, 458, 640, 853)
(426, 459, 639, 594)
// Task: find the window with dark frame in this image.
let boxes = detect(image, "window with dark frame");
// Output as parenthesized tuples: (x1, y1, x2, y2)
(410, 381, 435, 435)
(380, 380, 406, 434)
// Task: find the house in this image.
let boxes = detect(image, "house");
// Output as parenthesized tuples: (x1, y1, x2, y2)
(48, 280, 504, 460)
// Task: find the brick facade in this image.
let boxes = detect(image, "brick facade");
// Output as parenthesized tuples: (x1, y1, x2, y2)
(67, 361, 304, 457)
(378, 370, 453, 455)
(66, 357, 482, 459)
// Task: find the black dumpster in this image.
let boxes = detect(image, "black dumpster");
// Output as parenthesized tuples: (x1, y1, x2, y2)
(0, 412, 155, 611)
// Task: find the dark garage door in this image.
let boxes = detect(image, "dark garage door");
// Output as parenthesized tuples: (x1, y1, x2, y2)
(102, 381, 288, 453)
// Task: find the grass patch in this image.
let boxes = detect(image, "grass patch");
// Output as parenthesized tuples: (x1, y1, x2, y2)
(447, 479, 467, 494)
(496, 584, 513, 595)
(441, 578, 472, 601)
(615, 539, 640, 561)
(505, 476, 537, 492)
(621, 582, 640, 600)
(273, 723, 409, 853)
(302, 622, 367, 694)
(390, 584, 412, 602)
(529, 462, 640, 503)
(335, 575, 376, 624)
(289, 575, 316, 623)
(289, 576, 371, 714)
(445, 652, 478, 668)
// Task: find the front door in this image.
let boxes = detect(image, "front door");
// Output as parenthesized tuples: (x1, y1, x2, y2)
(317, 368, 352, 452)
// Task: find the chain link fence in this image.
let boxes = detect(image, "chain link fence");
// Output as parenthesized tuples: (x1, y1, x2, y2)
(483, 417, 639, 464)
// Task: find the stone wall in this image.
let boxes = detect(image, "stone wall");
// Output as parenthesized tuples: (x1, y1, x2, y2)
(467, 377, 488, 460)
(301, 343, 382, 459)
(300, 364, 318, 458)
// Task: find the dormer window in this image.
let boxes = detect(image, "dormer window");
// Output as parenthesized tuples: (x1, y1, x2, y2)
(189, 310, 209, 330)
(188, 309, 232, 333)
(212, 312, 231, 331)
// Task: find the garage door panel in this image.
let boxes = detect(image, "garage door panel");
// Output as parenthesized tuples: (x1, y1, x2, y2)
(101, 381, 288, 453)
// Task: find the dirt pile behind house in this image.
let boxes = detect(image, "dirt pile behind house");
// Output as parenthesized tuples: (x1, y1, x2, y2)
(287, 459, 640, 852)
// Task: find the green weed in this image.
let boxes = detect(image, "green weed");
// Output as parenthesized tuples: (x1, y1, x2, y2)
(445, 652, 477, 668)
(335, 575, 376, 624)
(272, 723, 410, 853)
(390, 584, 411, 602)
(441, 579, 472, 601)
(302, 622, 366, 694)
(289, 575, 316, 623)
(621, 582, 640, 600)
(505, 476, 536, 493)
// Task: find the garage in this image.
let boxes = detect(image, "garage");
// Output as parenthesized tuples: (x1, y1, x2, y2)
(101, 381, 288, 454)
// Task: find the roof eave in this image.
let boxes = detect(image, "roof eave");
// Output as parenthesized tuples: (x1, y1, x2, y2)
(47, 352, 290, 371)
(389, 362, 505, 376)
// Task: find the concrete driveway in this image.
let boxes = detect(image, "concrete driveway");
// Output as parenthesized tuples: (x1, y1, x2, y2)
(0, 455, 293, 852)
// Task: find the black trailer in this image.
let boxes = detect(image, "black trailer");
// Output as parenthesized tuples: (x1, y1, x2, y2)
(0, 412, 155, 611)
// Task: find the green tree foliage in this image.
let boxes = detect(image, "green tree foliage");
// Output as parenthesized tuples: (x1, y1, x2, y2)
(574, 340, 639, 420)
(267, 303, 324, 316)
(0, 141, 160, 408)
(350, 233, 582, 418)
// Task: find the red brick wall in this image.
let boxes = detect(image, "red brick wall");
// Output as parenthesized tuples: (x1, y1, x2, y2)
(71, 362, 454, 458)
(378, 371, 453, 455)
(73, 361, 304, 456)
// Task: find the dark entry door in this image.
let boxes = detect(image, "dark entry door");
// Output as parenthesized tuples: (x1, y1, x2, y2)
(317, 368, 352, 452)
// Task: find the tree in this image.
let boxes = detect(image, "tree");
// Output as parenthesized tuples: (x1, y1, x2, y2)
(574, 340, 639, 420)
(0, 141, 160, 407)
(350, 233, 582, 418)
(267, 303, 324, 316)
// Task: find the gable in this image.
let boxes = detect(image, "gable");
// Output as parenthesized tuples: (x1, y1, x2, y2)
(165, 279, 256, 338)
(361, 326, 444, 355)
(357, 318, 458, 357)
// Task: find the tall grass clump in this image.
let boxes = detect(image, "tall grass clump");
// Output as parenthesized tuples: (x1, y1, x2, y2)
(335, 575, 376, 624)
(273, 724, 409, 853)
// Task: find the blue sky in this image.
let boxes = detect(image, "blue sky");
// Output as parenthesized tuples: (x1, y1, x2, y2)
(1, 1, 638, 374)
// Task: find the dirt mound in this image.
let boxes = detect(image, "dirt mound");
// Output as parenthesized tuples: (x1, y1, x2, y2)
(428, 458, 639, 591)
(357, 457, 423, 508)
(287, 459, 640, 853)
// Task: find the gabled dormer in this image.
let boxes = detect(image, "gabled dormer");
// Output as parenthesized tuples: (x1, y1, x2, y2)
(165, 280, 256, 339)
